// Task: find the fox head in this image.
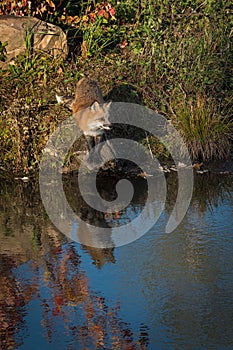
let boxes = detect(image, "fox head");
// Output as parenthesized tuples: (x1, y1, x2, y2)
(75, 101, 112, 137)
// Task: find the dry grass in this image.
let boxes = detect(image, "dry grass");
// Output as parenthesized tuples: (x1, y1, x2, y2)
(169, 92, 232, 161)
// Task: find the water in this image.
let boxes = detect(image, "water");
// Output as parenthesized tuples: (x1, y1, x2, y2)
(0, 173, 232, 350)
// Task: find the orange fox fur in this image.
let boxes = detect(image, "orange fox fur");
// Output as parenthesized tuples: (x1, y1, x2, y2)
(72, 77, 105, 114)
(73, 78, 111, 150)
(56, 77, 111, 149)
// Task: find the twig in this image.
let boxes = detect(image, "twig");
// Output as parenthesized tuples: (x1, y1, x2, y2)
(145, 131, 154, 159)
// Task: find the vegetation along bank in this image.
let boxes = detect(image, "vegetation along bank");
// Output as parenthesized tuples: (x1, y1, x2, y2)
(0, 0, 232, 175)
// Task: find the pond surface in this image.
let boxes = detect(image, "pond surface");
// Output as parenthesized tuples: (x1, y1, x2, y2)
(0, 173, 232, 350)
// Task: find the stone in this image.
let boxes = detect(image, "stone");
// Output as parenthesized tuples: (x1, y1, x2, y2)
(0, 15, 68, 68)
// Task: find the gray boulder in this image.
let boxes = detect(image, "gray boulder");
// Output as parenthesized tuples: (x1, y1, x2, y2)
(0, 15, 68, 68)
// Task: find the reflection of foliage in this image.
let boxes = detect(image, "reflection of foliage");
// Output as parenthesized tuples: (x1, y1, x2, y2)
(165, 172, 233, 215)
(0, 179, 149, 349)
(42, 245, 149, 349)
(191, 173, 233, 214)
(0, 255, 37, 349)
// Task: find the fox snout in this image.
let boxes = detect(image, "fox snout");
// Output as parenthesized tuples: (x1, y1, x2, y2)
(102, 122, 111, 130)
(88, 119, 111, 135)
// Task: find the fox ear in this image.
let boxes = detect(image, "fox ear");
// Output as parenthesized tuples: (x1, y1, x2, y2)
(56, 94, 74, 110)
(56, 94, 63, 104)
(105, 101, 112, 110)
(90, 101, 100, 111)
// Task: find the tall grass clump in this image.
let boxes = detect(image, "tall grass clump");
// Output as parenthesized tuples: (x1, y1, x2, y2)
(169, 92, 232, 161)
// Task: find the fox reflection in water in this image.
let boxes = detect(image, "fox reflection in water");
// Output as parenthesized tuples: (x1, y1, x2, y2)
(63, 175, 148, 250)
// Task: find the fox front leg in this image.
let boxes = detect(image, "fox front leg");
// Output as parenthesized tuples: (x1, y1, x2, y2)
(94, 133, 106, 145)
(85, 133, 107, 151)
(99, 132, 107, 143)
(85, 135, 95, 150)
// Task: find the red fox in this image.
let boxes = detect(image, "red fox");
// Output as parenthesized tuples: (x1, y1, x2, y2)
(56, 77, 111, 150)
